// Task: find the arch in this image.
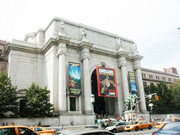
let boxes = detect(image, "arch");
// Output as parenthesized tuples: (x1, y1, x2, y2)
(90, 64, 116, 116)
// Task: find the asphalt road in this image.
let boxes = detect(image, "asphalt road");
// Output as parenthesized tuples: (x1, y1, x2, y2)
(115, 128, 159, 135)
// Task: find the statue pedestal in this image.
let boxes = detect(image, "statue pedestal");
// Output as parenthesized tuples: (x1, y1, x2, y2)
(124, 110, 138, 123)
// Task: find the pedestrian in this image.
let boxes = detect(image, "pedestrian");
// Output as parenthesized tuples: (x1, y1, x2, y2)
(117, 116, 120, 121)
(62, 125, 66, 130)
(38, 122, 41, 126)
(70, 121, 73, 126)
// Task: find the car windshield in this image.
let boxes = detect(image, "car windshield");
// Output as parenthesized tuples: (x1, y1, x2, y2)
(133, 121, 140, 124)
(163, 119, 172, 122)
(162, 122, 180, 131)
(108, 123, 116, 126)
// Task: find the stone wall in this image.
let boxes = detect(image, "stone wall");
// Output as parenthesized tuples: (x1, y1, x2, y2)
(0, 115, 93, 127)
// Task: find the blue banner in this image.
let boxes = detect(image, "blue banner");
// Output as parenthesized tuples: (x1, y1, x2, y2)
(128, 72, 138, 95)
(69, 62, 81, 95)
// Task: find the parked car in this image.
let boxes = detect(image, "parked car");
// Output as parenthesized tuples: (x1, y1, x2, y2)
(105, 121, 129, 133)
(30, 126, 55, 134)
(53, 129, 114, 135)
(124, 120, 154, 131)
(152, 122, 180, 135)
(0, 124, 38, 135)
(45, 127, 63, 132)
(156, 117, 180, 129)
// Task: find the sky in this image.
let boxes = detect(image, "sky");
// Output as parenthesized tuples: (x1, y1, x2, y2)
(1, 0, 180, 73)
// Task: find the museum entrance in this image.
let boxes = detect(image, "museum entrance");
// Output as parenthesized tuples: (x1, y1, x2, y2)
(91, 69, 115, 116)
(91, 69, 105, 114)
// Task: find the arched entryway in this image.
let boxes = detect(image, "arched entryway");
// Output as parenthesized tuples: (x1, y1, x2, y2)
(91, 68, 115, 115)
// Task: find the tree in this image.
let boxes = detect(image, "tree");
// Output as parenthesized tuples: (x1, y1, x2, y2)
(0, 72, 18, 117)
(169, 80, 180, 113)
(145, 82, 173, 113)
(22, 83, 54, 118)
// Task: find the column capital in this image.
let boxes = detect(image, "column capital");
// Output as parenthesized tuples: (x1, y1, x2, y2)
(118, 56, 127, 68)
(133, 58, 142, 71)
(80, 39, 93, 49)
(133, 66, 141, 71)
(57, 43, 67, 56)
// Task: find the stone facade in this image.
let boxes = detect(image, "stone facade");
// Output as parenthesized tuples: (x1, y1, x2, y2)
(0, 40, 8, 72)
(5, 17, 147, 124)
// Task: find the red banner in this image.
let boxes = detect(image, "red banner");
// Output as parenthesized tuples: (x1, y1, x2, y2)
(96, 67, 118, 97)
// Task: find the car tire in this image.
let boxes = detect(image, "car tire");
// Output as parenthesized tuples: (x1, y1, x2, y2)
(112, 129, 117, 133)
(148, 125, 152, 130)
(135, 127, 139, 131)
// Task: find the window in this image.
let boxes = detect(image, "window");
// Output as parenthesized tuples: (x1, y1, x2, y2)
(168, 78, 171, 81)
(18, 127, 37, 135)
(162, 77, 166, 81)
(142, 73, 146, 78)
(144, 121, 148, 124)
(156, 76, 159, 80)
(70, 97, 76, 111)
(149, 75, 153, 79)
(175, 119, 180, 122)
(143, 82, 147, 88)
(34, 128, 42, 132)
(0, 128, 16, 135)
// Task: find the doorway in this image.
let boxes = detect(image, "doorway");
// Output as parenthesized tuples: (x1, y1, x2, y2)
(91, 69, 106, 114)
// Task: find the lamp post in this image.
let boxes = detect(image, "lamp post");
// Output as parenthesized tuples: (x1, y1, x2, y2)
(91, 94, 95, 126)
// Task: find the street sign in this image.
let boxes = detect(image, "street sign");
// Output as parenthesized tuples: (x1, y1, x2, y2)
(149, 103, 153, 107)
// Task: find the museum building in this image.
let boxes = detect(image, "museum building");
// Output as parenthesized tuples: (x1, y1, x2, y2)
(5, 17, 148, 124)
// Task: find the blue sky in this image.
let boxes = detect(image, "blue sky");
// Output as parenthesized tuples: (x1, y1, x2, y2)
(0, 0, 180, 73)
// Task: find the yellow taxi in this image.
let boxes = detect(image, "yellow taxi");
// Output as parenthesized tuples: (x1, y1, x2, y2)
(124, 120, 154, 131)
(156, 117, 180, 129)
(0, 124, 38, 135)
(30, 126, 55, 134)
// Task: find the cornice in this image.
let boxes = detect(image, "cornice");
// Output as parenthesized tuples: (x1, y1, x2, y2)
(117, 51, 129, 58)
(42, 35, 70, 54)
(79, 39, 93, 49)
(5, 42, 42, 55)
(132, 54, 143, 61)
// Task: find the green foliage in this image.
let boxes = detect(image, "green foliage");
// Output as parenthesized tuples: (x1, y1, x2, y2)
(145, 82, 174, 113)
(0, 72, 18, 118)
(22, 83, 54, 118)
(169, 80, 180, 112)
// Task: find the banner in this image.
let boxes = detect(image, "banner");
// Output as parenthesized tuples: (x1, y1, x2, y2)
(128, 72, 138, 95)
(96, 67, 118, 97)
(69, 62, 81, 95)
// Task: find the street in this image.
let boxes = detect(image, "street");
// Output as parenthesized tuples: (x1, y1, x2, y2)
(115, 128, 158, 135)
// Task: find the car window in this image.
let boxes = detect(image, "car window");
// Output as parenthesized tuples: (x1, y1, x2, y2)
(163, 119, 172, 122)
(34, 127, 43, 131)
(0, 128, 16, 135)
(117, 123, 121, 126)
(144, 121, 148, 124)
(175, 119, 180, 122)
(134, 121, 139, 124)
(18, 127, 37, 135)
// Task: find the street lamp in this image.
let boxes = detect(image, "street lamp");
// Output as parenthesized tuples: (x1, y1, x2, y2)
(91, 94, 95, 126)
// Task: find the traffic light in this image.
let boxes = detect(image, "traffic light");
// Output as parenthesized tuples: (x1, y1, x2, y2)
(155, 95, 159, 101)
